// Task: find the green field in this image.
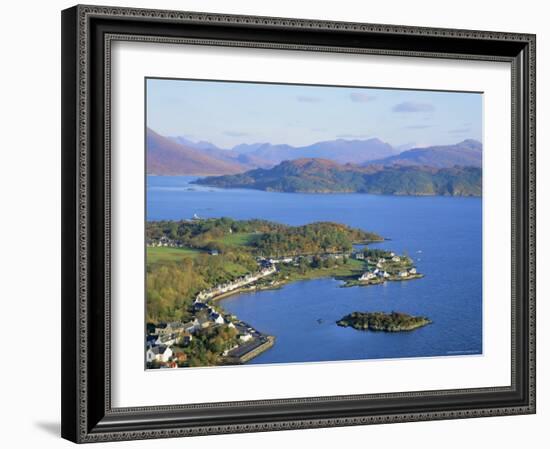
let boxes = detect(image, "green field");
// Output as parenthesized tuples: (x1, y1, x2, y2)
(276, 257, 367, 283)
(147, 246, 202, 265)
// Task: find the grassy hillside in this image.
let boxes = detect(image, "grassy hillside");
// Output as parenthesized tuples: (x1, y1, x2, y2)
(145, 217, 382, 323)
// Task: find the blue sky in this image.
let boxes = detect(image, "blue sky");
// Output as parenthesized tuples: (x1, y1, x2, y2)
(146, 78, 482, 149)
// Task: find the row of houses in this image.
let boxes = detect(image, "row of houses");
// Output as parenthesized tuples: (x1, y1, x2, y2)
(359, 266, 417, 281)
(359, 269, 390, 281)
(146, 236, 184, 248)
(195, 264, 277, 302)
(359, 263, 417, 281)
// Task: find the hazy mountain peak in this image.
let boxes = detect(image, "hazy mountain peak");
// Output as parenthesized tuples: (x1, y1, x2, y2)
(368, 140, 483, 169)
(147, 128, 247, 176)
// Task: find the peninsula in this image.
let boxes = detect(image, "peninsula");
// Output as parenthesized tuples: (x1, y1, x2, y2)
(193, 158, 482, 196)
(145, 217, 425, 368)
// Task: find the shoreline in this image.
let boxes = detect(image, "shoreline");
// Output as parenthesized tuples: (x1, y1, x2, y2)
(342, 273, 425, 288)
(209, 267, 425, 304)
(189, 180, 482, 198)
(146, 216, 427, 368)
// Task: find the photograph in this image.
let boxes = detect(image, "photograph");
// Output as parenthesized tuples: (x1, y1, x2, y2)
(144, 78, 483, 369)
(56, 3, 536, 443)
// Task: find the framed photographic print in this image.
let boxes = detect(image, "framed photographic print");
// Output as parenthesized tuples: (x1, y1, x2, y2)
(61, 4, 536, 443)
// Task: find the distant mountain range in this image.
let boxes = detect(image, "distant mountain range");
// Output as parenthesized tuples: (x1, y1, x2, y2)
(370, 139, 482, 168)
(147, 128, 482, 176)
(193, 158, 482, 196)
(147, 129, 251, 175)
(168, 135, 271, 171)
(234, 138, 397, 165)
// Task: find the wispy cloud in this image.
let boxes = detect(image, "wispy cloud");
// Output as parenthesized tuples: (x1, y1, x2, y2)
(336, 133, 371, 139)
(311, 127, 327, 132)
(296, 95, 322, 103)
(224, 131, 250, 137)
(448, 128, 471, 134)
(349, 92, 375, 103)
(393, 101, 435, 113)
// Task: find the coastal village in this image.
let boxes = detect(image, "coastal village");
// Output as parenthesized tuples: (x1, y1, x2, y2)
(146, 242, 422, 368)
(146, 257, 279, 369)
(145, 223, 424, 369)
(349, 251, 423, 286)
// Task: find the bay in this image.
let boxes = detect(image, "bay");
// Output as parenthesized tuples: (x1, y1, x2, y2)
(147, 175, 482, 363)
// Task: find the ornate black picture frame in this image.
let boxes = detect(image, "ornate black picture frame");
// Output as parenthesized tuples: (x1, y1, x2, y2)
(61, 4, 536, 443)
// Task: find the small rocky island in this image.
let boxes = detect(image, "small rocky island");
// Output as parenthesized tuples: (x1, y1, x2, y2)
(336, 311, 432, 332)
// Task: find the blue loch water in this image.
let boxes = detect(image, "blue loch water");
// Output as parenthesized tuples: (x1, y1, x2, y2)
(147, 175, 482, 364)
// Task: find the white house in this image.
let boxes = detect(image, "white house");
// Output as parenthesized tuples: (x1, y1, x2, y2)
(392, 256, 401, 262)
(359, 272, 376, 281)
(269, 257, 293, 264)
(146, 345, 173, 363)
(399, 271, 408, 278)
(239, 333, 253, 343)
(210, 312, 225, 325)
(409, 268, 417, 274)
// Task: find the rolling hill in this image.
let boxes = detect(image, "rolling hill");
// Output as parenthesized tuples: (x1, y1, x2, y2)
(193, 158, 482, 196)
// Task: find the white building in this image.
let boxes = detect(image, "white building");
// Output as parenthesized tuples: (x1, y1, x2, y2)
(239, 333, 253, 343)
(210, 313, 225, 325)
(409, 268, 417, 274)
(269, 257, 293, 264)
(399, 271, 408, 277)
(146, 345, 173, 363)
(359, 272, 376, 281)
(392, 256, 401, 262)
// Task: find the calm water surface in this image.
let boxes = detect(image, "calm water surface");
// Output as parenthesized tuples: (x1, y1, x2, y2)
(147, 175, 482, 363)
